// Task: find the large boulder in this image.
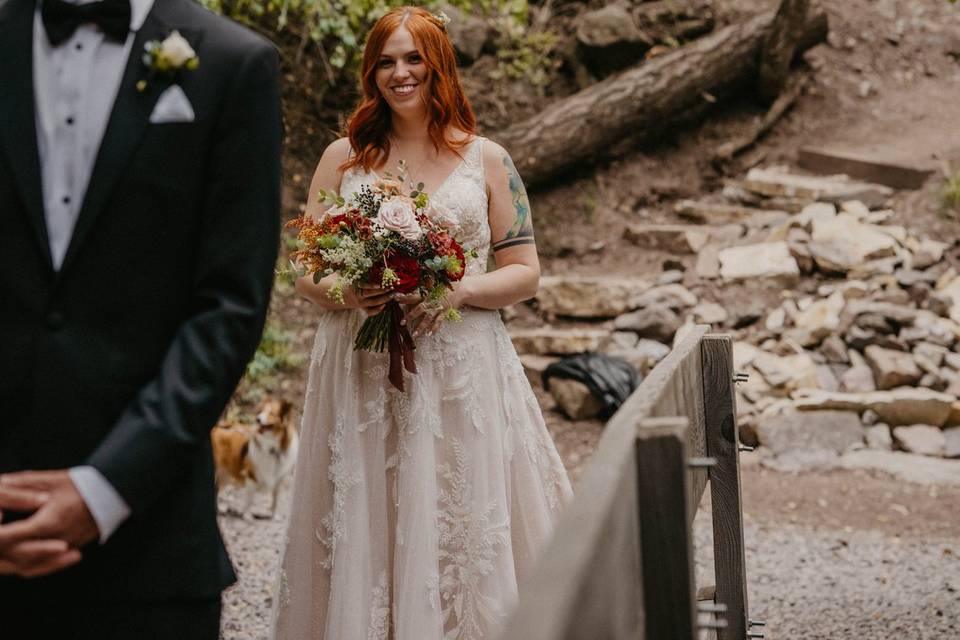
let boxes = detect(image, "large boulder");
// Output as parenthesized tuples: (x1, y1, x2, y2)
(535, 276, 652, 318)
(937, 276, 960, 324)
(839, 450, 960, 486)
(718, 242, 801, 285)
(865, 423, 893, 450)
(945, 427, 960, 459)
(840, 363, 877, 393)
(792, 388, 957, 427)
(576, 5, 653, 76)
(892, 425, 946, 457)
(613, 305, 682, 342)
(549, 378, 605, 420)
(757, 409, 864, 455)
(438, 4, 493, 63)
(788, 291, 845, 346)
(863, 345, 923, 390)
(633, 284, 698, 311)
(808, 213, 899, 272)
(692, 302, 728, 325)
(751, 350, 821, 394)
(603, 338, 670, 374)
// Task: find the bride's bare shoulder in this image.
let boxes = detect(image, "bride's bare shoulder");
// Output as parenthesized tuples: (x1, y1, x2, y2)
(478, 137, 513, 180)
(311, 137, 353, 184)
(319, 137, 353, 167)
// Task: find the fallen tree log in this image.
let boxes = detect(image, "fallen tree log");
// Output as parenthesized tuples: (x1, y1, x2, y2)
(497, 6, 828, 190)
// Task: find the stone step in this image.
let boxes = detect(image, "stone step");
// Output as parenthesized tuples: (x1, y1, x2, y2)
(743, 166, 894, 209)
(535, 276, 652, 318)
(622, 224, 711, 253)
(673, 199, 790, 227)
(509, 328, 610, 356)
(797, 147, 935, 190)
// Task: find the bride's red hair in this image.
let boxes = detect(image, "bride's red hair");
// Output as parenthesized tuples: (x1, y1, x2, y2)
(340, 6, 477, 173)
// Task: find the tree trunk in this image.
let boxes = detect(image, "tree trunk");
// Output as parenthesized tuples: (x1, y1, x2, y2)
(497, 7, 828, 190)
(757, 0, 810, 104)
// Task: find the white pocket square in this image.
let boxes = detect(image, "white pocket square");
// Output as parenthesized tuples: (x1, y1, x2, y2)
(149, 85, 195, 124)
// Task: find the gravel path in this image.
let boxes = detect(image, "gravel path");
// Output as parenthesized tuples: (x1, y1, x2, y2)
(217, 449, 960, 640)
(694, 517, 960, 640)
(218, 487, 288, 640)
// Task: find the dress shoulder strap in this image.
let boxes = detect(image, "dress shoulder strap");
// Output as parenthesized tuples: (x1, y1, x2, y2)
(462, 136, 485, 182)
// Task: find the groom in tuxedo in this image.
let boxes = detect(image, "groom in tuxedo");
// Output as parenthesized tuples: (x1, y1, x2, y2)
(0, 0, 281, 635)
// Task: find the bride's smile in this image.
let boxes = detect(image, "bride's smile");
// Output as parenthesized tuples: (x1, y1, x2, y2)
(391, 82, 419, 97)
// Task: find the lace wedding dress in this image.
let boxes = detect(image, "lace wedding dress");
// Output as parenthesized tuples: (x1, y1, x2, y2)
(271, 137, 573, 640)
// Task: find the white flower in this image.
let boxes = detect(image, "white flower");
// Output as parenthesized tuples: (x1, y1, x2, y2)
(376, 198, 422, 241)
(160, 30, 196, 67)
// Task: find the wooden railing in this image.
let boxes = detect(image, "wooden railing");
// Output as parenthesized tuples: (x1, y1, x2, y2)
(499, 325, 754, 640)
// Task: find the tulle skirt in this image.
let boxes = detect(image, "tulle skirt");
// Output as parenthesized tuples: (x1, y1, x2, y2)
(271, 307, 572, 640)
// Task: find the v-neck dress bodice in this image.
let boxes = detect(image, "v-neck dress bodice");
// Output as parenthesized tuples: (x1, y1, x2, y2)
(272, 136, 572, 640)
(340, 136, 491, 277)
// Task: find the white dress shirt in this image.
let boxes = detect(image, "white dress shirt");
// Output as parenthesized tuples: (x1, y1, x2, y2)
(33, 0, 155, 543)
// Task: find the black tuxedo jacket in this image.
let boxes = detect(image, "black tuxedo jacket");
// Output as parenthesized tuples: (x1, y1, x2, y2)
(0, 0, 281, 601)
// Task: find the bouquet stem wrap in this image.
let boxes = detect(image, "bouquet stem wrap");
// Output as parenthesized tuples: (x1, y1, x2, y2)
(354, 300, 417, 391)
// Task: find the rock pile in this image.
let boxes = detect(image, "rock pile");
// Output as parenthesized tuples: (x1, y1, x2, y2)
(509, 166, 960, 476)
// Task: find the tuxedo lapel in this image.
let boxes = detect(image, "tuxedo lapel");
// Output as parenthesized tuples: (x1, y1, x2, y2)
(0, 0, 53, 273)
(59, 2, 196, 273)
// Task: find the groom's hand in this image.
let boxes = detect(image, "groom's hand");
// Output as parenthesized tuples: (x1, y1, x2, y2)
(0, 471, 96, 577)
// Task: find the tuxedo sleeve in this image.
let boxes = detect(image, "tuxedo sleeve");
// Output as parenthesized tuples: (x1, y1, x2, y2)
(84, 42, 282, 515)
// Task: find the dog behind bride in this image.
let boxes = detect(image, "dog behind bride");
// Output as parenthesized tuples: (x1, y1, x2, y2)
(0, 1, 571, 638)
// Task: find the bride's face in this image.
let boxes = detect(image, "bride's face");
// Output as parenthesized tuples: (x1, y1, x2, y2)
(375, 25, 430, 117)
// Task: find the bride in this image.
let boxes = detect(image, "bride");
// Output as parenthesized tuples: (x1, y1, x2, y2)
(272, 6, 572, 639)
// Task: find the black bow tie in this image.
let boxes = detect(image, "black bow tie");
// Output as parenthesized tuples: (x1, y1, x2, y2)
(41, 0, 132, 47)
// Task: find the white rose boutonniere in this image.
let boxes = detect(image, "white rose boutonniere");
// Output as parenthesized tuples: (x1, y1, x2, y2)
(137, 30, 200, 92)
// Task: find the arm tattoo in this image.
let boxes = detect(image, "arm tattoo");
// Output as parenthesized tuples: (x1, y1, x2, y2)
(492, 153, 535, 252)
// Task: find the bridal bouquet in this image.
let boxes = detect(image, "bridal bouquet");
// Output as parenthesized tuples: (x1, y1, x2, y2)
(287, 169, 474, 390)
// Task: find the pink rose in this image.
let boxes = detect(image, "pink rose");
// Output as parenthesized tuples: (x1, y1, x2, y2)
(376, 198, 422, 241)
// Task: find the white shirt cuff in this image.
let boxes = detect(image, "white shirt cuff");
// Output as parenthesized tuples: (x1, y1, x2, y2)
(68, 466, 132, 544)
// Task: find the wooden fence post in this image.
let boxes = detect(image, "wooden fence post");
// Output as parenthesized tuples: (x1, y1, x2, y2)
(701, 335, 750, 640)
(636, 417, 697, 640)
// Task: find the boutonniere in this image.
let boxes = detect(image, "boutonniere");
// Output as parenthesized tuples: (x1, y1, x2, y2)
(137, 30, 199, 92)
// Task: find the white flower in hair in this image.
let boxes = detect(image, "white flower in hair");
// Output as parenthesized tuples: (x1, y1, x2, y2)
(433, 10, 451, 29)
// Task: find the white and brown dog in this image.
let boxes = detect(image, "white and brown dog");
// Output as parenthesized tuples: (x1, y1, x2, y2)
(211, 397, 298, 519)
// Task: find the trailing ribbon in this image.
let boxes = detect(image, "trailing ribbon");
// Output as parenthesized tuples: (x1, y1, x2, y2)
(387, 300, 417, 391)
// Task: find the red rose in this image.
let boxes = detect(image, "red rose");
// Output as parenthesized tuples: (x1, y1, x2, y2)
(370, 253, 421, 293)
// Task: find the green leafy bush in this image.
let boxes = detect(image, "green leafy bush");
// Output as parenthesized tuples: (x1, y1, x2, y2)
(244, 320, 303, 390)
(200, 0, 555, 90)
(941, 168, 960, 218)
